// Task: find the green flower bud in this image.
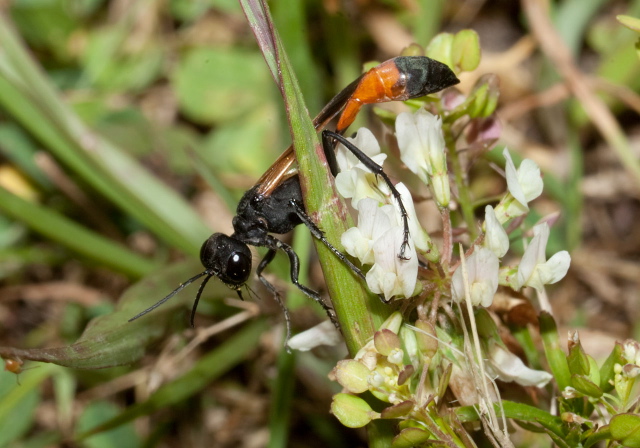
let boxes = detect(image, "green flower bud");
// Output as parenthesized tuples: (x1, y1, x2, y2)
(331, 393, 379, 428)
(452, 29, 481, 72)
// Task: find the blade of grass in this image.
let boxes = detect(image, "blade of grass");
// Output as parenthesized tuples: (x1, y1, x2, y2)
(240, 0, 391, 355)
(240, 4, 395, 445)
(539, 311, 571, 391)
(0, 185, 157, 278)
(455, 400, 564, 437)
(0, 15, 210, 255)
(268, 349, 295, 448)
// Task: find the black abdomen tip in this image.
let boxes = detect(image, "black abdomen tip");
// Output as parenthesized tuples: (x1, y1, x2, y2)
(395, 56, 460, 99)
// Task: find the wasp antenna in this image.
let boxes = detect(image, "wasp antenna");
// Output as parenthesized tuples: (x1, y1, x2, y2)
(129, 271, 209, 322)
(190, 274, 213, 328)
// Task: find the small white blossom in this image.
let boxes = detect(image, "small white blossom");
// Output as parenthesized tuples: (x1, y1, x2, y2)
(622, 340, 640, 366)
(366, 227, 419, 300)
(487, 341, 553, 387)
(395, 109, 450, 207)
(334, 128, 388, 207)
(483, 205, 509, 258)
(341, 199, 396, 265)
(562, 386, 579, 399)
(494, 148, 543, 223)
(396, 109, 445, 184)
(451, 247, 499, 307)
(287, 320, 341, 351)
(515, 223, 571, 291)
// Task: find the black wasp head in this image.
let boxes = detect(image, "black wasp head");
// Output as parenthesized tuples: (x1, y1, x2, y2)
(200, 233, 252, 288)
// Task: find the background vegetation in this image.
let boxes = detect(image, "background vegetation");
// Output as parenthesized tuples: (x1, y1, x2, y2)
(0, 0, 639, 446)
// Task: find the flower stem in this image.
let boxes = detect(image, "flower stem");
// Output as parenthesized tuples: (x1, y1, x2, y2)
(445, 128, 477, 240)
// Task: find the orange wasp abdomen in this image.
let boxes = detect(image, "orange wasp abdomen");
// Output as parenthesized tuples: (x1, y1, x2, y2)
(335, 56, 458, 133)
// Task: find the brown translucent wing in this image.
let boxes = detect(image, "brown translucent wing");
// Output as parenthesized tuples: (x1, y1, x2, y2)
(255, 74, 364, 196)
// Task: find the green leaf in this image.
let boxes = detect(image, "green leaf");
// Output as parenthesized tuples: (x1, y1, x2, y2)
(380, 401, 414, 419)
(452, 30, 481, 72)
(618, 15, 640, 33)
(599, 341, 624, 392)
(173, 47, 271, 125)
(0, 363, 57, 446)
(76, 319, 268, 439)
(334, 360, 372, 394)
(425, 32, 454, 70)
(539, 311, 571, 391)
(610, 414, 640, 447)
(82, 28, 163, 92)
(567, 340, 590, 376)
(456, 400, 565, 438)
(0, 259, 205, 368)
(76, 401, 139, 448)
(583, 425, 612, 448)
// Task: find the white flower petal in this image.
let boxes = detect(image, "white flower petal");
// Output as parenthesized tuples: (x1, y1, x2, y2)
(341, 227, 374, 265)
(488, 343, 553, 387)
(336, 127, 384, 173)
(537, 251, 571, 285)
(287, 320, 341, 351)
(366, 227, 418, 300)
(516, 224, 571, 291)
(516, 223, 550, 289)
(517, 159, 543, 202)
(503, 148, 528, 208)
(484, 205, 509, 258)
(396, 111, 432, 184)
(341, 199, 396, 265)
(451, 247, 499, 307)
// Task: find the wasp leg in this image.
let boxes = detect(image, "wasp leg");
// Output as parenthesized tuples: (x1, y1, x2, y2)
(264, 235, 339, 328)
(289, 199, 364, 281)
(322, 130, 411, 260)
(256, 248, 292, 348)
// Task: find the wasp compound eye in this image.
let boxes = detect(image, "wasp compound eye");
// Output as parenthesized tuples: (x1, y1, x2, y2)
(224, 251, 252, 285)
(200, 233, 252, 287)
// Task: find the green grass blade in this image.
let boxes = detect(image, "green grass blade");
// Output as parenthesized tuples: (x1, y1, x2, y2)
(0, 15, 210, 254)
(240, 0, 390, 355)
(0, 185, 157, 277)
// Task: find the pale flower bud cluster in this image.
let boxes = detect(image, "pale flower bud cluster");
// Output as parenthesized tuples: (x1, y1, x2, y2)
(329, 313, 439, 428)
(614, 339, 640, 387)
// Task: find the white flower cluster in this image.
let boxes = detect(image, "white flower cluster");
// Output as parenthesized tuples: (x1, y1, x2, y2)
(291, 109, 572, 352)
(337, 128, 423, 301)
(338, 108, 454, 301)
(451, 148, 571, 307)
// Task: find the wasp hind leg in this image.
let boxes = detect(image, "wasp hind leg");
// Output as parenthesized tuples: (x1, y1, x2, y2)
(322, 129, 412, 260)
